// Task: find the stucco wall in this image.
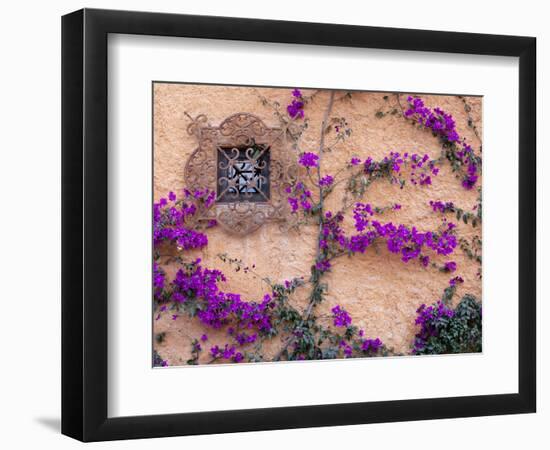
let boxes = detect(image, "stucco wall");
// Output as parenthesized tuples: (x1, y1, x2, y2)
(153, 83, 482, 365)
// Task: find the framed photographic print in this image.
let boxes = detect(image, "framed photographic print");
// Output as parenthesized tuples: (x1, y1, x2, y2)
(62, 8, 536, 442)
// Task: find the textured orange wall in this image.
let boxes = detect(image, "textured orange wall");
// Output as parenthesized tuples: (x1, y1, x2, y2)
(153, 83, 482, 365)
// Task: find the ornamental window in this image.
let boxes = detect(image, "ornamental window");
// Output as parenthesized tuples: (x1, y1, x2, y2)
(184, 113, 297, 234)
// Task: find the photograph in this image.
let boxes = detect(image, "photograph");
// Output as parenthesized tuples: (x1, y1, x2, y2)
(152, 83, 483, 367)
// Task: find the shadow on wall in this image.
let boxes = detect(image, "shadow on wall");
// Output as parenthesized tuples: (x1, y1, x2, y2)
(35, 417, 60, 433)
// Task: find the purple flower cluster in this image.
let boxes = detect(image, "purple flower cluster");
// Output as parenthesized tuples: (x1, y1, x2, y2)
(412, 300, 455, 354)
(319, 174, 334, 187)
(287, 89, 305, 119)
(361, 338, 383, 352)
(336, 322, 384, 357)
(378, 222, 457, 262)
(153, 189, 215, 250)
(315, 258, 331, 273)
(429, 200, 455, 213)
(416, 301, 455, 323)
(286, 181, 313, 213)
(210, 344, 244, 363)
(171, 258, 225, 302)
(153, 262, 165, 300)
(337, 339, 353, 357)
(362, 151, 440, 187)
(405, 97, 458, 139)
(449, 275, 464, 286)
(405, 96, 480, 190)
(319, 203, 458, 267)
(171, 260, 275, 334)
(443, 261, 457, 272)
(183, 188, 216, 207)
(331, 305, 352, 327)
(298, 152, 319, 168)
(235, 332, 258, 346)
(343, 203, 459, 264)
(320, 211, 347, 251)
(462, 163, 478, 190)
(353, 202, 374, 232)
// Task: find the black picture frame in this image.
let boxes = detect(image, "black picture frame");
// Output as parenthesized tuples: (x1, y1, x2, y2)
(62, 8, 536, 442)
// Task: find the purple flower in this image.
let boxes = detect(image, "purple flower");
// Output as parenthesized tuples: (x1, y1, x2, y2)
(462, 173, 478, 190)
(449, 276, 464, 286)
(153, 263, 166, 300)
(350, 157, 361, 166)
(352, 202, 374, 232)
(444, 261, 457, 272)
(315, 259, 331, 273)
(287, 90, 305, 119)
(419, 174, 432, 186)
(447, 130, 459, 142)
(288, 197, 299, 212)
(287, 101, 304, 119)
(299, 152, 319, 168)
(200, 334, 208, 342)
(222, 345, 236, 359)
(300, 200, 312, 211)
(331, 305, 352, 327)
(430, 200, 454, 213)
(172, 292, 184, 303)
(362, 338, 383, 352)
(319, 175, 334, 187)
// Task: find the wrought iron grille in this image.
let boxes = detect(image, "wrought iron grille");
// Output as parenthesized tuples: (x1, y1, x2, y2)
(217, 144, 270, 203)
